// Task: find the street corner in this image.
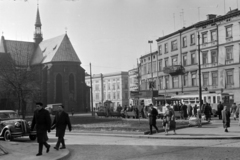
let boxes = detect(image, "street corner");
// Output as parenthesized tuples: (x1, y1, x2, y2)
(0, 141, 70, 160)
(0, 144, 8, 156)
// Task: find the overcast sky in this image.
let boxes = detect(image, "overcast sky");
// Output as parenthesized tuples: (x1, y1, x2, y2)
(0, 0, 238, 74)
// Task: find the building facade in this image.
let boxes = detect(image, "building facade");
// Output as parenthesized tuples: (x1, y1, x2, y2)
(139, 9, 240, 101)
(85, 72, 129, 110)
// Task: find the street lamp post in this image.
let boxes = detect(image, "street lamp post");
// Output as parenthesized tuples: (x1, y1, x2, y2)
(197, 32, 203, 108)
(148, 40, 153, 104)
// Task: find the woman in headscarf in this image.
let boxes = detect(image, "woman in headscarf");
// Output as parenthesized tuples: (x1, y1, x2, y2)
(222, 106, 231, 132)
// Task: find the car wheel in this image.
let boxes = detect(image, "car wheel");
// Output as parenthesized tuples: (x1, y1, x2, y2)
(29, 135, 36, 141)
(4, 130, 13, 141)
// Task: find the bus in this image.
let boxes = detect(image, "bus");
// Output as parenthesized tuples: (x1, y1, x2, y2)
(171, 92, 234, 116)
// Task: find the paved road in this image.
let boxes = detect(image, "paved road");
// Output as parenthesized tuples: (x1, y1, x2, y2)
(59, 131, 240, 160)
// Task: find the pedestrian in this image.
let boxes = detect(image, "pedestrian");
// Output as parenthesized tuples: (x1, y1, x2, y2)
(196, 105, 202, 127)
(187, 103, 192, 119)
(204, 103, 212, 122)
(182, 103, 188, 120)
(222, 106, 231, 132)
(192, 104, 197, 117)
(217, 101, 224, 120)
(148, 104, 159, 135)
(163, 104, 176, 135)
(31, 102, 51, 156)
(236, 104, 240, 119)
(51, 105, 72, 150)
(231, 103, 237, 120)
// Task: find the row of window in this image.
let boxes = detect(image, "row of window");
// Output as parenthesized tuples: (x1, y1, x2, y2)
(141, 45, 235, 75)
(158, 34, 196, 55)
(94, 92, 128, 100)
(202, 25, 232, 44)
(141, 69, 234, 89)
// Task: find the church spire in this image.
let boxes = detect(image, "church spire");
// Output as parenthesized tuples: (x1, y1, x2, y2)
(34, 4, 43, 45)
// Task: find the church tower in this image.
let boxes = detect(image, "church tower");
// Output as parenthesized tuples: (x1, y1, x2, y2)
(34, 5, 43, 45)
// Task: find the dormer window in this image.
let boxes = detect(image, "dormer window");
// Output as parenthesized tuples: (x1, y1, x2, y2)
(53, 45, 57, 50)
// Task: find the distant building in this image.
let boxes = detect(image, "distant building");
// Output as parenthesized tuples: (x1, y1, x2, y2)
(0, 6, 90, 113)
(139, 9, 240, 102)
(85, 72, 129, 110)
(128, 68, 139, 105)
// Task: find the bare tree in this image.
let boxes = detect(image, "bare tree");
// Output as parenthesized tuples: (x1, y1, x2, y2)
(0, 41, 40, 119)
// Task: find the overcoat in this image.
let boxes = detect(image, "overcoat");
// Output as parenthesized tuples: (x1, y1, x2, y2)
(31, 108, 51, 143)
(52, 111, 72, 138)
(148, 107, 158, 126)
(222, 110, 231, 128)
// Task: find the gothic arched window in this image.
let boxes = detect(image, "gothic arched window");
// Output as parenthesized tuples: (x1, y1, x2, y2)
(56, 74, 63, 103)
(69, 74, 75, 100)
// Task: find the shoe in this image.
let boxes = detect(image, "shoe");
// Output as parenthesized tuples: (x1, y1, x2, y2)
(46, 145, 50, 153)
(60, 146, 66, 149)
(36, 153, 42, 156)
(54, 146, 59, 151)
(225, 129, 228, 132)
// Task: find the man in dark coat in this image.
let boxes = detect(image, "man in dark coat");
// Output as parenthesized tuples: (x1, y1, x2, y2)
(217, 101, 224, 120)
(148, 104, 159, 135)
(31, 102, 51, 156)
(181, 103, 188, 120)
(51, 105, 72, 150)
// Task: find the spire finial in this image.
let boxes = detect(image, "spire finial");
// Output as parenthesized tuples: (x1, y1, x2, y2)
(65, 27, 67, 34)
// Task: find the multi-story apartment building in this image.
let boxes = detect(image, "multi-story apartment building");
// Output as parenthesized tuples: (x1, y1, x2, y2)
(139, 9, 240, 101)
(85, 72, 129, 110)
(140, 51, 159, 91)
(128, 68, 139, 105)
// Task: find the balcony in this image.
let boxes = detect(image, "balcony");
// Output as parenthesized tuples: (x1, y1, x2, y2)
(163, 65, 185, 76)
(225, 59, 233, 65)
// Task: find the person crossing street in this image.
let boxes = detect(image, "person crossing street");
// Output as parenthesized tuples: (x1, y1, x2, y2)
(31, 102, 51, 156)
(51, 105, 72, 150)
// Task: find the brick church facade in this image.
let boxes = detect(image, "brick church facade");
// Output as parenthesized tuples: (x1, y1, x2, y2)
(0, 6, 90, 113)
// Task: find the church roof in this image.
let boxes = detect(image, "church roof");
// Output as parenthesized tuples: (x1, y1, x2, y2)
(0, 34, 81, 66)
(31, 34, 81, 65)
(0, 37, 35, 66)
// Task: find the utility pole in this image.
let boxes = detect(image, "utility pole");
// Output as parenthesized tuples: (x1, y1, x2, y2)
(197, 32, 202, 108)
(148, 40, 153, 104)
(90, 63, 94, 117)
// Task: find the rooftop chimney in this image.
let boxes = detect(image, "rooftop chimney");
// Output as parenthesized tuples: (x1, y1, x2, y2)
(206, 14, 217, 20)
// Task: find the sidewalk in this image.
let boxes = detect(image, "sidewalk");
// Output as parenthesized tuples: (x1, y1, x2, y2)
(0, 142, 70, 160)
(68, 118, 240, 140)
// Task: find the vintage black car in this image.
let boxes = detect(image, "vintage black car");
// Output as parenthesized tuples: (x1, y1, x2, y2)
(0, 110, 36, 141)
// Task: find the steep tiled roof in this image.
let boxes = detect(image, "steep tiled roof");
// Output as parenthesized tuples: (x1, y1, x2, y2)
(31, 34, 81, 65)
(0, 38, 35, 66)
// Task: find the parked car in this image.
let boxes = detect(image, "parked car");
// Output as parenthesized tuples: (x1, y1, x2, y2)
(0, 110, 36, 141)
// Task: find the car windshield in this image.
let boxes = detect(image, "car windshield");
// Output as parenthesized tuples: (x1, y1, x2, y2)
(0, 112, 19, 119)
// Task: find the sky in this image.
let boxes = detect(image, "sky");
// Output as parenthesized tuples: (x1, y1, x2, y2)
(0, 0, 239, 74)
